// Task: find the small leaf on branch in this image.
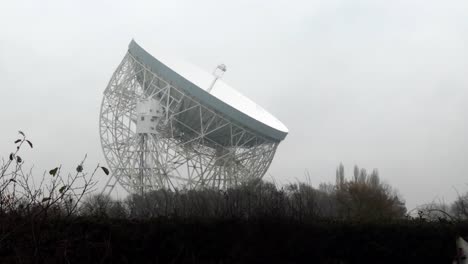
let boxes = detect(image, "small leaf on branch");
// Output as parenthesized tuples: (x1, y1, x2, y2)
(16, 156, 22, 163)
(59, 186, 67, 193)
(49, 167, 59, 176)
(42, 197, 51, 203)
(18, 131, 25, 137)
(9, 153, 14, 161)
(101, 166, 110, 175)
(26, 140, 33, 148)
(10, 179, 17, 183)
(14, 139, 21, 144)
(76, 165, 83, 173)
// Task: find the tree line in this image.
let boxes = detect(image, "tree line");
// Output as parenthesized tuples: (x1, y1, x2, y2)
(3, 130, 468, 222)
(80, 163, 406, 221)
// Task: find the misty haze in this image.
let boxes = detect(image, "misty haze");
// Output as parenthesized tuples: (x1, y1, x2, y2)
(1, 0, 468, 263)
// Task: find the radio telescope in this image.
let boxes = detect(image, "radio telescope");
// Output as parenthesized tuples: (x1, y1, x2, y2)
(99, 40, 288, 195)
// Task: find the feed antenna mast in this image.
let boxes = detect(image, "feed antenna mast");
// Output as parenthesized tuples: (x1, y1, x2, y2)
(207, 64, 227, 93)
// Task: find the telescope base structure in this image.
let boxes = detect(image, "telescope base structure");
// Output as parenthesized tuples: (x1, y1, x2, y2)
(99, 53, 279, 195)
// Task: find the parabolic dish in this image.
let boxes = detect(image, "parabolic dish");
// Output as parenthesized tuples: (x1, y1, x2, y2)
(99, 40, 288, 194)
(128, 40, 288, 142)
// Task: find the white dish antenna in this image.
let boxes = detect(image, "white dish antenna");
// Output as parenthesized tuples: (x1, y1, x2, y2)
(99, 40, 288, 195)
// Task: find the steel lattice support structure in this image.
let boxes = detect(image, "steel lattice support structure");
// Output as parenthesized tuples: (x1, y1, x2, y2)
(100, 52, 279, 195)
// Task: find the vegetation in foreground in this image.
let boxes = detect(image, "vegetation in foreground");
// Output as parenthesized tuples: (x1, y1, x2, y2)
(1, 131, 467, 263)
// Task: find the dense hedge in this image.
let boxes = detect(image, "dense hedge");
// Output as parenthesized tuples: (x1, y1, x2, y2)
(0, 217, 463, 263)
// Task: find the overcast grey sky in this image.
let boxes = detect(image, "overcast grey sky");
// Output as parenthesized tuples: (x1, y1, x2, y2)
(1, 0, 467, 209)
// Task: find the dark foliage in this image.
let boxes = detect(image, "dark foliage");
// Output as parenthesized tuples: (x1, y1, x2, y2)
(0, 216, 464, 263)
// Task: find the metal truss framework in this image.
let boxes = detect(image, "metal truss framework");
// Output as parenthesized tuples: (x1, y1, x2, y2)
(100, 53, 279, 195)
